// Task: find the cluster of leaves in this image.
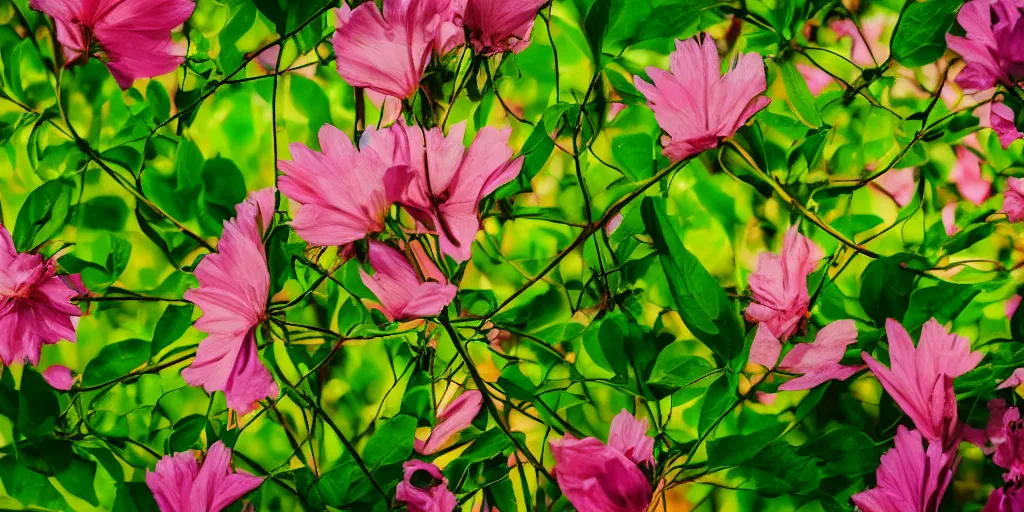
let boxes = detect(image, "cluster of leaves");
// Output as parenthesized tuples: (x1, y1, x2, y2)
(1, 0, 1023, 510)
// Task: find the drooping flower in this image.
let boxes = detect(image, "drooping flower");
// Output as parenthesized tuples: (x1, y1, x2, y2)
(29, 0, 195, 90)
(861, 318, 983, 445)
(415, 390, 483, 455)
(950, 146, 992, 205)
(992, 102, 1024, 149)
(830, 18, 888, 66)
(945, 0, 1024, 92)
(873, 168, 917, 207)
(182, 189, 279, 415)
(634, 34, 770, 162)
(0, 225, 82, 366)
(360, 240, 457, 321)
(744, 227, 823, 341)
(549, 411, 654, 512)
(279, 124, 406, 247)
(462, 0, 547, 56)
(43, 365, 75, 391)
(386, 121, 523, 262)
(777, 319, 864, 391)
(942, 203, 959, 236)
(796, 63, 833, 96)
(395, 460, 457, 512)
(146, 441, 263, 512)
(1005, 177, 1024, 222)
(851, 426, 957, 512)
(332, 0, 441, 99)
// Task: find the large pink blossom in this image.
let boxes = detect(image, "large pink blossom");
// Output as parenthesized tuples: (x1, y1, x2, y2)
(993, 102, 1024, 149)
(861, 318, 983, 446)
(634, 34, 770, 162)
(744, 227, 823, 341)
(945, 0, 1024, 92)
(851, 426, 957, 512)
(950, 146, 992, 205)
(415, 390, 483, 455)
(182, 189, 279, 415)
(395, 460, 457, 512)
(29, 0, 194, 90)
(145, 441, 263, 512)
(0, 225, 82, 366)
(1005, 177, 1024, 222)
(386, 121, 523, 262)
(279, 124, 406, 247)
(462, 0, 546, 56)
(549, 411, 654, 512)
(360, 240, 456, 321)
(332, 0, 442, 99)
(776, 319, 864, 391)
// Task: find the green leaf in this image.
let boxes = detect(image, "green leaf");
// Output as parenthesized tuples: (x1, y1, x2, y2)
(706, 422, 786, 468)
(13, 178, 73, 251)
(151, 304, 194, 356)
(780, 61, 822, 128)
(584, 0, 612, 63)
(611, 133, 654, 181)
(698, 375, 735, 436)
(81, 195, 129, 231)
(942, 223, 995, 256)
(891, 0, 962, 67)
(859, 254, 924, 326)
(17, 369, 58, 438)
(641, 196, 744, 366)
(82, 339, 150, 387)
(168, 415, 208, 453)
(362, 414, 416, 467)
(903, 281, 979, 333)
(647, 344, 715, 389)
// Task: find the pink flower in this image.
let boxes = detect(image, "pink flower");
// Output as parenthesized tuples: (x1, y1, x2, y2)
(30, 0, 195, 90)
(999, 368, 1024, 390)
(777, 319, 864, 391)
(942, 203, 959, 236)
(279, 124, 405, 247)
(462, 0, 547, 56)
(993, 102, 1024, 149)
(1005, 177, 1024, 222)
(945, 0, 1024, 92)
(549, 411, 654, 512)
(873, 168, 917, 207)
(796, 63, 833, 95)
(433, 0, 467, 56)
(43, 365, 75, 391)
(994, 408, 1024, 482)
(634, 34, 770, 162)
(415, 390, 483, 455)
(830, 18, 888, 66)
(950, 146, 992, 205)
(861, 318, 983, 445)
(964, 398, 1010, 455)
(985, 486, 1024, 512)
(386, 121, 523, 262)
(749, 322, 783, 369)
(367, 90, 404, 127)
(395, 460, 457, 512)
(0, 225, 81, 366)
(182, 189, 279, 415)
(1009, 295, 1022, 319)
(744, 227, 823, 341)
(145, 441, 263, 512)
(332, 0, 439, 99)
(360, 240, 457, 321)
(851, 426, 957, 512)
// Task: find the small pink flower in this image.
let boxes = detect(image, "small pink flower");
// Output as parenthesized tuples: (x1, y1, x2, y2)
(549, 411, 655, 512)
(386, 122, 523, 262)
(42, 365, 75, 391)
(950, 146, 992, 205)
(332, 0, 439, 99)
(415, 390, 483, 455)
(145, 441, 264, 512)
(360, 240, 457, 321)
(873, 168, 917, 207)
(851, 426, 957, 512)
(0, 225, 82, 366)
(777, 319, 864, 391)
(634, 34, 770, 162)
(395, 460, 457, 512)
(744, 227, 823, 341)
(861, 318, 983, 446)
(1004, 177, 1024, 222)
(830, 18, 888, 66)
(796, 63, 833, 95)
(462, 0, 547, 56)
(999, 368, 1024, 390)
(942, 203, 958, 236)
(182, 189, 279, 415)
(964, 399, 1010, 455)
(992, 102, 1024, 149)
(279, 124, 406, 247)
(994, 408, 1024, 483)
(945, 0, 1024, 92)
(30, 0, 195, 89)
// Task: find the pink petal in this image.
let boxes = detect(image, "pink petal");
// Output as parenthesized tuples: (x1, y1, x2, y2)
(852, 426, 956, 512)
(992, 101, 1024, 149)
(360, 241, 455, 321)
(1005, 177, 1024, 222)
(42, 365, 75, 391)
(749, 323, 782, 369)
(415, 390, 484, 455)
(607, 410, 655, 467)
(462, 0, 547, 56)
(395, 460, 457, 512)
(146, 450, 199, 512)
(549, 436, 653, 512)
(188, 441, 264, 512)
(941, 203, 958, 236)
